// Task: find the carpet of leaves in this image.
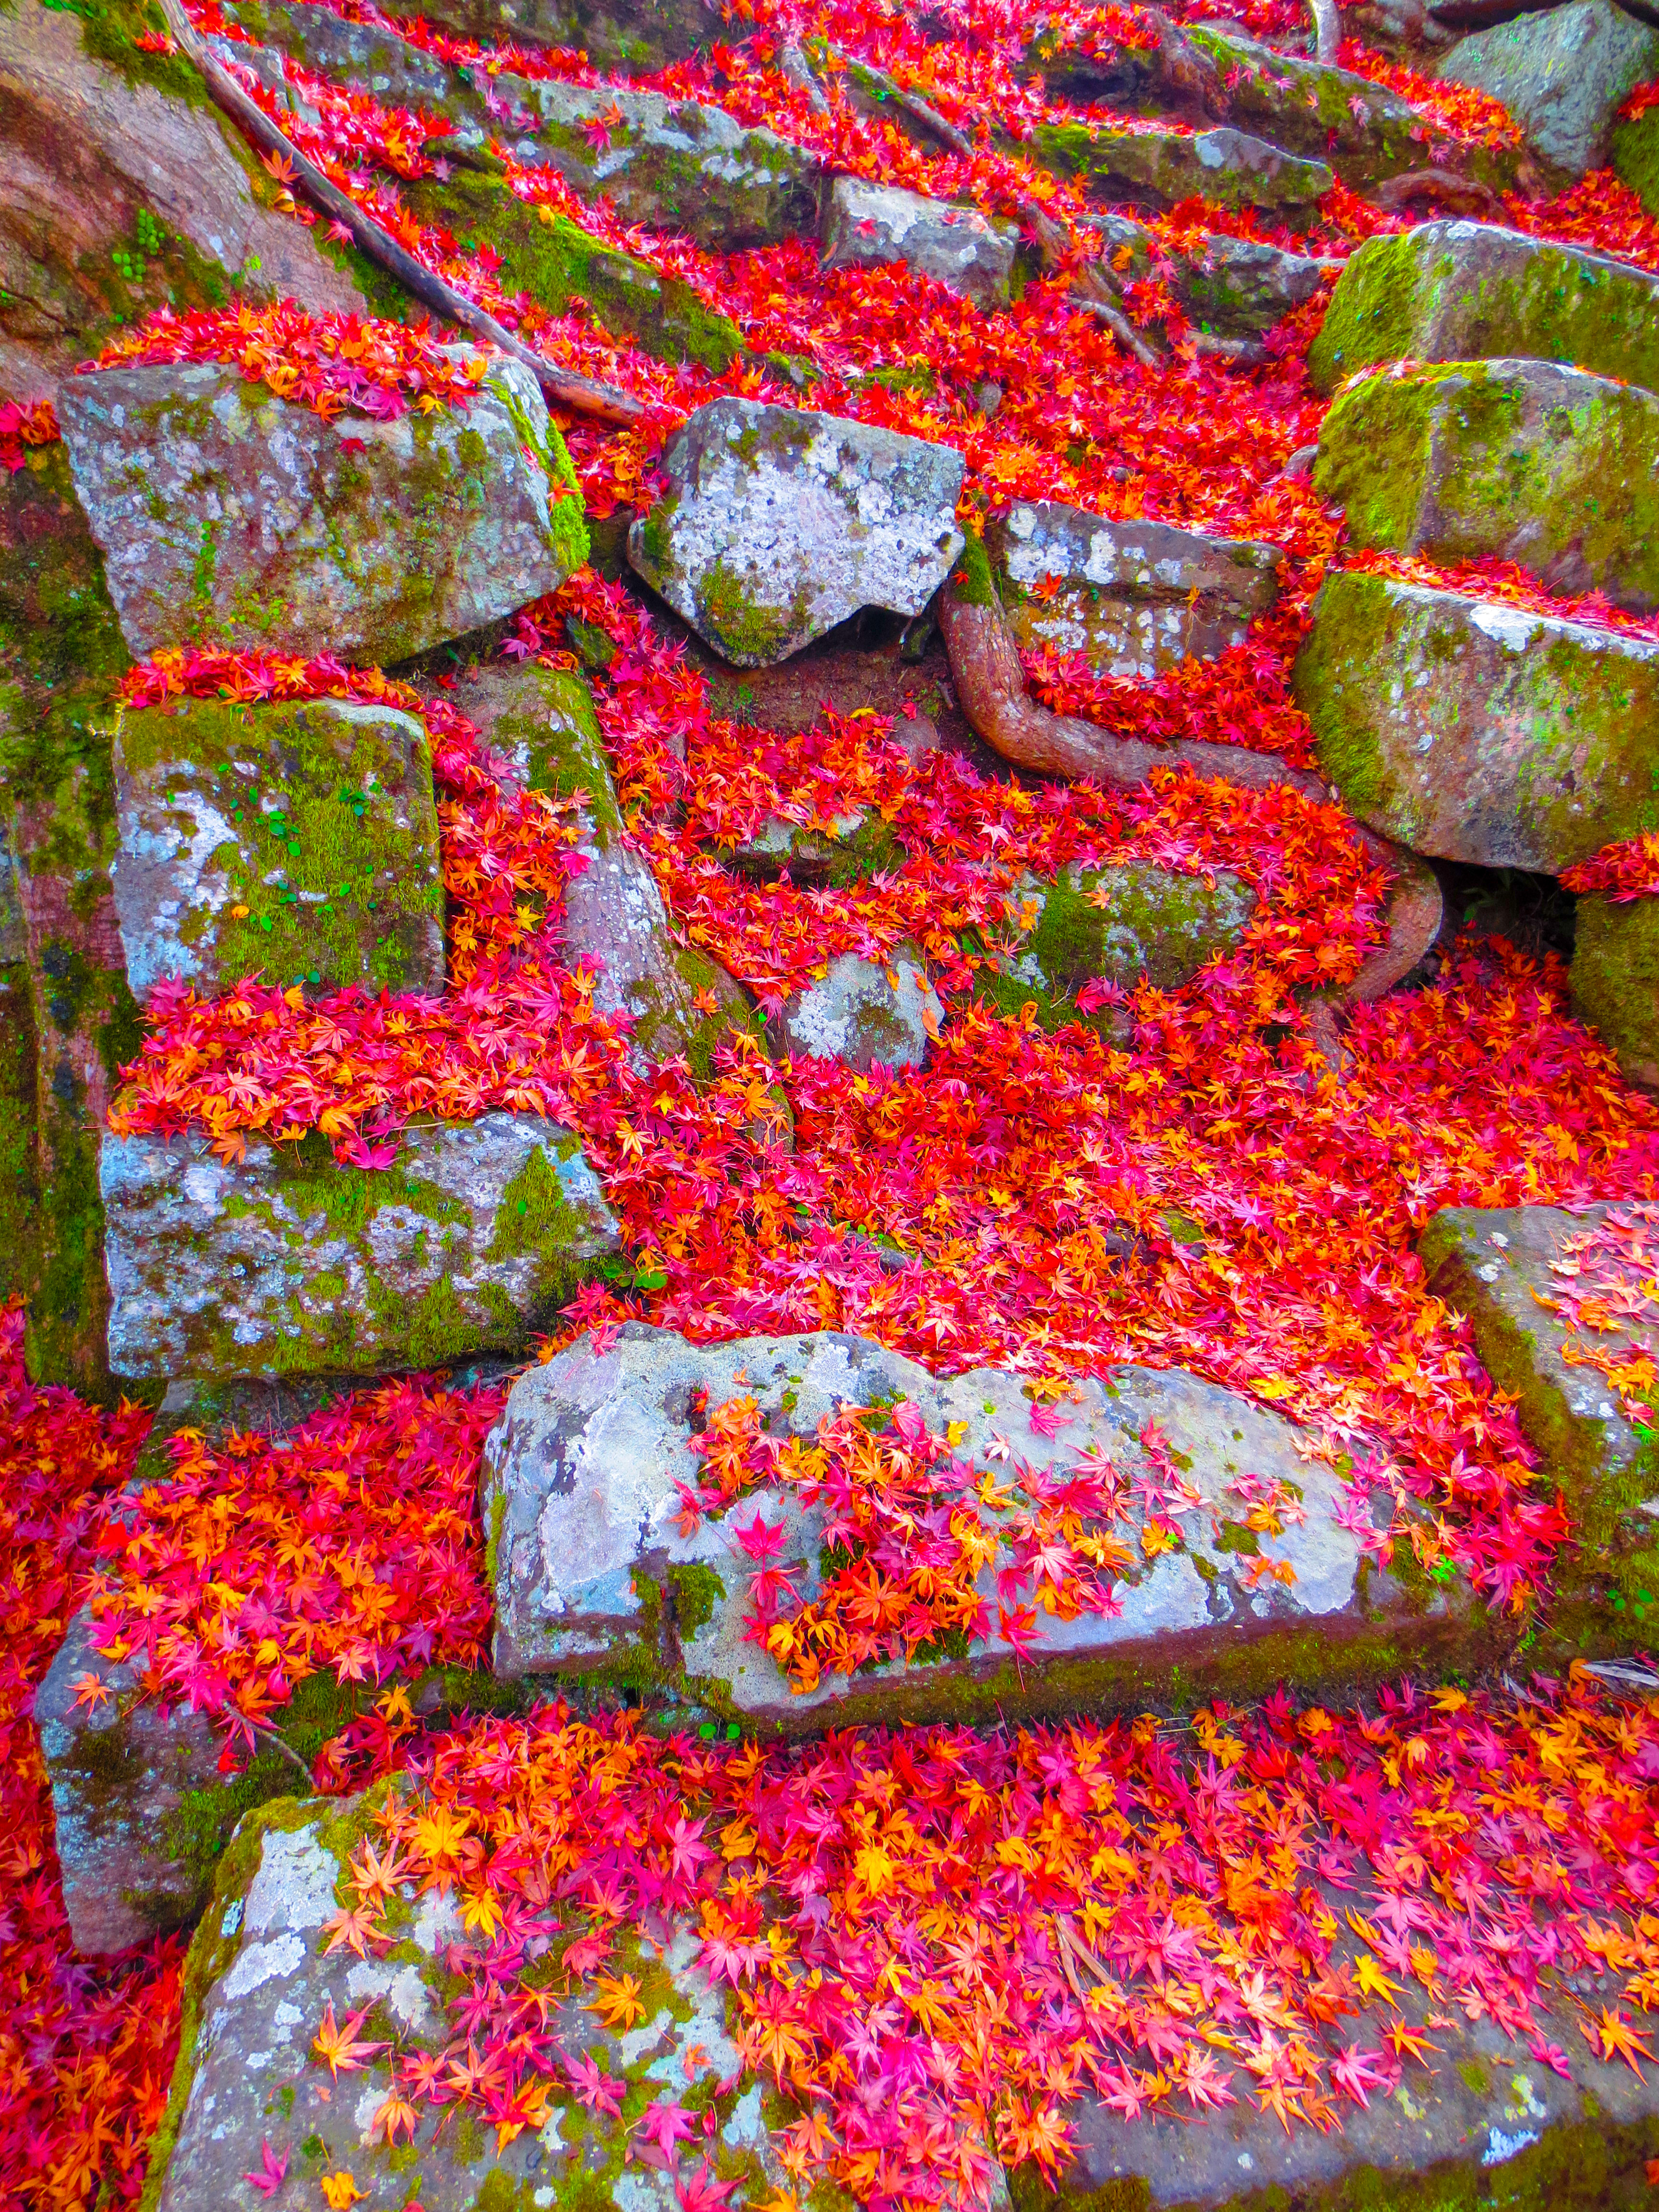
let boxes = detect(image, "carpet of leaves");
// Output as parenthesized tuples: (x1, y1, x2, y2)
(12, 0, 1659, 2202)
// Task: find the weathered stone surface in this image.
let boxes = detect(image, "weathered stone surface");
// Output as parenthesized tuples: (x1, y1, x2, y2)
(111, 696, 444, 1004)
(129, 1769, 1659, 2212)
(1437, 0, 1659, 175)
(493, 76, 820, 250)
(1613, 96, 1659, 215)
(1293, 568, 1659, 870)
(458, 661, 758, 1073)
(1308, 219, 1659, 394)
(714, 806, 905, 889)
(55, 355, 586, 664)
(628, 397, 965, 668)
(992, 500, 1283, 678)
(978, 863, 1256, 1035)
(772, 947, 939, 1069)
(1031, 118, 1334, 222)
(1572, 894, 1659, 1092)
(0, 441, 136, 1398)
(1190, 26, 1434, 182)
(0, 0, 364, 402)
(1314, 358, 1659, 613)
(407, 0, 718, 71)
(1420, 1201, 1659, 1611)
(224, 0, 469, 119)
(820, 176, 1019, 305)
(482, 1324, 1474, 1722)
(1172, 230, 1337, 336)
(100, 1112, 621, 1380)
(36, 1604, 222, 1954)
(144, 1791, 792, 2212)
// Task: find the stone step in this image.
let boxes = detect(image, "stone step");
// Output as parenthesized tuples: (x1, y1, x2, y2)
(482, 1322, 1495, 1726)
(1420, 1200, 1659, 1619)
(1031, 116, 1334, 224)
(988, 499, 1284, 680)
(139, 1716, 1659, 2212)
(1308, 219, 1659, 395)
(1314, 358, 1659, 613)
(1435, 0, 1659, 179)
(1292, 567, 1659, 871)
(100, 1114, 621, 1381)
(820, 176, 1021, 308)
(56, 358, 585, 665)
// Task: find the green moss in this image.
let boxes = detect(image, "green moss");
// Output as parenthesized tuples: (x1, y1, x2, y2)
(0, 966, 41, 1305)
(400, 173, 742, 370)
(501, 663, 622, 847)
(117, 695, 443, 997)
(485, 1490, 507, 1587)
(1612, 109, 1659, 218)
(50, 0, 211, 106)
(693, 557, 808, 665)
(667, 1561, 725, 1638)
(1310, 225, 1659, 397)
(1572, 894, 1659, 1092)
(949, 532, 998, 609)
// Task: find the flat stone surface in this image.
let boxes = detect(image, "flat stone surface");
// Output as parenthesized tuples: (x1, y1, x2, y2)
(1293, 568, 1659, 871)
(1315, 358, 1659, 613)
(224, 0, 471, 117)
(628, 397, 965, 667)
(481, 1323, 1466, 1725)
(56, 355, 581, 663)
(1032, 117, 1334, 221)
(112, 696, 444, 1003)
(36, 1603, 222, 1954)
(493, 76, 820, 250)
(820, 176, 1019, 305)
(138, 1775, 1659, 2212)
(100, 1112, 620, 1380)
(147, 1791, 795, 2212)
(409, 0, 719, 72)
(1188, 24, 1431, 182)
(993, 500, 1283, 678)
(1309, 219, 1659, 394)
(1437, 0, 1659, 175)
(773, 946, 940, 1069)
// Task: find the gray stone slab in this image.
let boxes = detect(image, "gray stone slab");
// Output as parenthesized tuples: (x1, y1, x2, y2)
(993, 499, 1282, 679)
(56, 355, 582, 663)
(820, 176, 1020, 306)
(772, 946, 940, 1070)
(1031, 117, 1334, 223)
(101, 1112, 620, 1380)
(628, 397, 965, 668)
(481, 1324, 1479, 1726)
(1437, 0, 1659, 175)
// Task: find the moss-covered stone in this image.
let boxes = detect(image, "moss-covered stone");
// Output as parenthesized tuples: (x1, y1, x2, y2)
(1309, 220, 1659, 395)
(1293, 567, 1659, 871)
(0, 442, 139, 1395)
(1611, 106, 1659, 216)
(1571, 893, 1659, 1091)
(1029, 117, 1333, 221)
(399, 172, 743, 371)
(1313, 358, 1659, 611)
(1186, 24, 1427, 183)
(113, 695, 445, 1000)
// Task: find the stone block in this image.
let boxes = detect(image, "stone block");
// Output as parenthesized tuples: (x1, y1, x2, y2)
(1436, 0, 1659, 175)
(1030, 118, 1334, 223)
(820, 176, 1020, 305)
(773, 947, 939, 1069)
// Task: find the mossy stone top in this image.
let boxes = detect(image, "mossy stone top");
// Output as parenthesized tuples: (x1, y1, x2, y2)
(113, 695, 445, 1002)
(1028, 118, 1334, 222)
(55, 353, 587, 665)
(1308, 220, 1659, 395)
(100, 1113, 621, 1380)
(1314, 358, 1659, 613)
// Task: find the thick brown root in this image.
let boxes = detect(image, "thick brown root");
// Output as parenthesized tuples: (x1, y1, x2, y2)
(1369, 168, 1507, 220)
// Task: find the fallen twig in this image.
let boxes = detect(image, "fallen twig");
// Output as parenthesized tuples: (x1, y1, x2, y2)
(156, 0, 648, 427)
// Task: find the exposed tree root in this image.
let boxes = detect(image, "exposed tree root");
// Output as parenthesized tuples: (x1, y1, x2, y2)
(939, 575, 1444, 1017)
(1368, 168, 1507, 219)
(156, 0, 648, 427)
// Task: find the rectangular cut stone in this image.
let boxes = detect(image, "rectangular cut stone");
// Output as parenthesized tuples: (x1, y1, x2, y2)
(113, 695, 444, 1002)
(1309, 219, 1659, 394)
(100, 1112, 620, 1378)
(55, 355, 584, 663)
(1420, 1201, 1659, 1612)
(1314, 358, 1659, 613)
(482, 1324, 1486, 1725)
(1030, 117, 1334, 221)
(993, 500, 1282, 679)
(1293, 568, 1659, 870)
(820, 177, 1019, 305)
